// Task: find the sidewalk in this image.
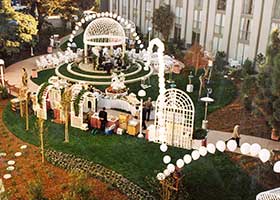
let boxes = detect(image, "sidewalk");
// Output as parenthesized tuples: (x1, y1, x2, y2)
(208, 130, 280, 152)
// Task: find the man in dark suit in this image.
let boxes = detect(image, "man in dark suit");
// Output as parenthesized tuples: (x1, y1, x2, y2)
(98, 107, 107, 132)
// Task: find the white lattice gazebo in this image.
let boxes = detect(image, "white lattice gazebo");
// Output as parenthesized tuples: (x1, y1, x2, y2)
(83, 17, 126, 63)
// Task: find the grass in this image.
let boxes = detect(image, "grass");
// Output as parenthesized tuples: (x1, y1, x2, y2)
(3, 104, 264, 200)
(71, 63, 139, 76)
(55, 63, 151, 83)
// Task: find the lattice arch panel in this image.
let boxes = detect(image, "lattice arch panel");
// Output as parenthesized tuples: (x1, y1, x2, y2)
(154, 88, 195, 149)
(256, 188, 280, 200)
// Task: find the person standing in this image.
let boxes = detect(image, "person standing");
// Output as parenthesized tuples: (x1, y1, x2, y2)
(144, 97, 153, 121)
(231, 124, 241, 147)
(21, 68, 28, 87)
(142, 107, 147, 130)
(98, 107, 107, 132)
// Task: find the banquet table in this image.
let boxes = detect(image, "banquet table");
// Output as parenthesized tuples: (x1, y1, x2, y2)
(90, 113, 119, 133)
(97, 98, 138, 116)
(98, 97, 155, 120)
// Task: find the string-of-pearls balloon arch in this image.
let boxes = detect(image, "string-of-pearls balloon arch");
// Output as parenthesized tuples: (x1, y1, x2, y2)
(67, 12, 280, 181)
(66, 11, 145, 51)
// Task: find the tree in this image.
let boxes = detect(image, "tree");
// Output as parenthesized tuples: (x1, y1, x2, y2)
(184, 43, 209, 75)
(254, 29, 280, 138)
(61, 87, 72, 143)
(152, 4, 175, 44)
(0, 0, 38, 55)
(38, 0, 79, 30)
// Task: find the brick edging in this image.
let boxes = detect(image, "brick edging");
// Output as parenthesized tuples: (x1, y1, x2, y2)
(45, 149, 155, 200)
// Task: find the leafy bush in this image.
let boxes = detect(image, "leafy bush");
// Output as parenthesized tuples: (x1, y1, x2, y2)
(214, 51, 228, 72)
(0, 86, 9, 99)
(193, 128, 208, 139)
(64, 173, 96, 200)
(28, 180, 48, 200)
(241, 59, 255, 77)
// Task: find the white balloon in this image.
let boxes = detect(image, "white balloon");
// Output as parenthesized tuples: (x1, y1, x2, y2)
(216, 140, 226, 152)
(75, 26, 79, 31)
(163, 169, 170, 177)
(176, 159, 185, 168)
(77, 22, 82, 27)
(81, 18, 85, 23)
(207, 143, 216, 154)
(163, 155, 171, 164)
(273, 161, 280, 173)
(259, 149, 271, 163)
(199, 146, 208, 156)
(227, 140, 237, 152)
(160, 143, 168, 152)
(140, 44, 144, 49)
(191, 150, 200, 160)
(250, 143, 261, 156)
(183, 154, 192, 164)
(167, 163, 175, 173)
(156, 172, 165, 181)
(240, 143, 251, 154)
(144, 66, 149, 71)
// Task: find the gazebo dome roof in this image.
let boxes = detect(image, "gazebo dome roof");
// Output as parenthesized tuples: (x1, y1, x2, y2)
(83, 17, 126, 47)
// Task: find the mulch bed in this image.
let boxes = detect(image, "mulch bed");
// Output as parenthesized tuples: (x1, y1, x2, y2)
(208, 80, 271, 139)
(0, 100, 127, 200)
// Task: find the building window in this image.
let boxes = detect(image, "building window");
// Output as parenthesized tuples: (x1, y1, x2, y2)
(122, 0, 127, 17)
(242, 0, 254, 15)
(145, 0, 152, 30)
(273, 0, 280, 19)
(133, 0, 138, 23)
(239, 18, 251, 42)
(112, 0, 117, 12)
(193, 10, 202, 31)
(195, 0, 203, 10)
(175, 0, 183, 24)
(214, 14, 224, 37)
(217, 0, 226, 11)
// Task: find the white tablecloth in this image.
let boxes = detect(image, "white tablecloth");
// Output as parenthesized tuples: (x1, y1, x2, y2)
(98, 98, 138, 115)
(98, 98, 155, 120)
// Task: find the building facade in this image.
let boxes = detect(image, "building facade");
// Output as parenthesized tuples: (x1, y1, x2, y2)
(108, 0, 280, 64)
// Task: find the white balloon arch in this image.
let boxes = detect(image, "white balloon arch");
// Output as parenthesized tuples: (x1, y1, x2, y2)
(145, 38, 280, 183)
(66, 11, 145, 54)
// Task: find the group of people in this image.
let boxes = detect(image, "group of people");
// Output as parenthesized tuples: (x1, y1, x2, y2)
(97, 48, 124, 74)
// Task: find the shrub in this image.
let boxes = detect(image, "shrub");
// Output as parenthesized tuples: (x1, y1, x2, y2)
(0, 86, 9, 99)
(193, 128, 208, 139)
(66, 173, 96, 200)
(28, 180, 48, 200)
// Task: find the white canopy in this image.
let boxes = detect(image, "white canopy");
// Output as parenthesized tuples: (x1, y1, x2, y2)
(83, 17, 126, 47)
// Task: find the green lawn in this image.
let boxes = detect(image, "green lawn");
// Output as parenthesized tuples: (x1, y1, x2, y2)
(3, 104, 264, 200)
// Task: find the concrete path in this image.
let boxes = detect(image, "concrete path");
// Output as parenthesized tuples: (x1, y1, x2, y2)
(5, 55, 41, 94)
(208, 130, 280, 152)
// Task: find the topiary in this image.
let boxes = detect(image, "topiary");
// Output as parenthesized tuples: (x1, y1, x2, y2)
(193, 128, 208, 140)
(37, 83, 51, 106)
(73, 89, 87, 116)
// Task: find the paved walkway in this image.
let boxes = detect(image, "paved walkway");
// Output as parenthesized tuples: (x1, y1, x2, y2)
(208, 130, 280, 152)
(3, 49, 280, 155)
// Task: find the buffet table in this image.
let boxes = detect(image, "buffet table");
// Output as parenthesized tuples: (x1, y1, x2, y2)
(90, 113, 119, 133)
(97, 98, 138, 116)
(97, 97, 155, 119)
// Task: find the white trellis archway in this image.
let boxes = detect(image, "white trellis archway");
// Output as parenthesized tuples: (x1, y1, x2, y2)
(256, 188, 280, 200)
(154, 88, 195, 149)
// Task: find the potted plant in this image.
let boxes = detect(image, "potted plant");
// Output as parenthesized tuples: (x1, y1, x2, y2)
(192, 128, 208, 149)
